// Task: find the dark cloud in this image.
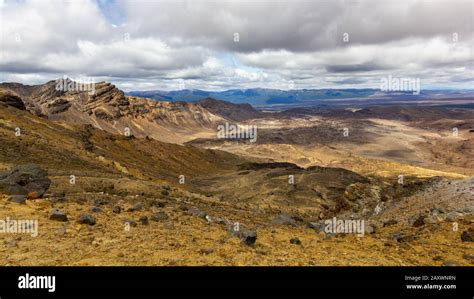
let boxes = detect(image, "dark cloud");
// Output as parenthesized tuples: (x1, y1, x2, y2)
(331, 78, 368, 84)
(325, 63, 388, 73)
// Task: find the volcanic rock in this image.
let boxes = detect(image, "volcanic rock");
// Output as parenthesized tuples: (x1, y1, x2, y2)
(77, 214, 96, 225)
(49, 209, 68, 221)
(151, 212, 169, 222)
(0, 164, 51, 197)
(461, 227, 474, 242)
(112, 206, 122, 214)
(272, 213, 298, 227)
(139, 216, 149, 225)
(290, 237, 302, 245)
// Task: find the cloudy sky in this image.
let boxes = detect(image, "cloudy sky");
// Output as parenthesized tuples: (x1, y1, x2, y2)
(0, 0, 473, 91)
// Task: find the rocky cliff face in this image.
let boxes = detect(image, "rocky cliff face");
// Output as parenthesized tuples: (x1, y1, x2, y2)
(0, 90, 26, 110)
(0, 80, 226, 143)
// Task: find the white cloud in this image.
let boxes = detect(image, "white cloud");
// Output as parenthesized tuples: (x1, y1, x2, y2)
(0, 0, 473, 90)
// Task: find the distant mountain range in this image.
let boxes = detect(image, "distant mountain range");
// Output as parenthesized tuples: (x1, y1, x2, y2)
(126, 88, 474, 107)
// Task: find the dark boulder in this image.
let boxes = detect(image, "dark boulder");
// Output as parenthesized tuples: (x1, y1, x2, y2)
(77, 214, 96, 225)
(290, 237, 302, 245)
(461, 227, 474, 242)
(237, 230, 257, 246)
(49, 209, 68, 222)
(93, 198, 105, 206)
(91, 207, 102, 213)
(411, 215, 426, 227)
(139, 216, 149, 225)
(0, 164, 51, 197)
(112, 206, 122, 214)
(308, 221, 325, 232)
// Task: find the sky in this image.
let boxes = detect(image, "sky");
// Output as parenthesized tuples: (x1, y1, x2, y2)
(0, 0, 473, 91)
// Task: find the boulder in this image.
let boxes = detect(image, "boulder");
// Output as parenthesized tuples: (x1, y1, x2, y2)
(272, 213, 298, 227)
(49, 209, 68, 222)
(151, 212, 169, 222)
(93, 198, 105, 206)
(290, 237, 301, 245)
(139, 216, 149, 225)
(463, 254, 474, 261)
(228, 223, 257, 246)
(411, 215, 426, 227)
(429, 207, 445, 215)
(128, 202, 143, 212)
(461, 227, 474, 242)
(308, 221, 325, 232)
(445, 211, 464, 222)
(237, 230, 257, 246)
(0, 164, 51, 197)
(91, 207, 102, 213)
(187, 207, 207, 219)
(49, 191, 66, 203)
(77, 214, 96, 225)
(112, 206, 122, 214)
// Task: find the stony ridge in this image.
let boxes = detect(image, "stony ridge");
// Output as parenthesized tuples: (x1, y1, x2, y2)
(0, 80, 228, 143)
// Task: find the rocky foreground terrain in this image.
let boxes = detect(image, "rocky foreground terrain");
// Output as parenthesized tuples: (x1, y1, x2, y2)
(0, 80, 472, 266)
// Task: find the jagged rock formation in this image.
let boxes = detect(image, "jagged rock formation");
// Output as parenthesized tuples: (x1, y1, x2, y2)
(0, 80, 227, 143)
(0, 90, 26, 110)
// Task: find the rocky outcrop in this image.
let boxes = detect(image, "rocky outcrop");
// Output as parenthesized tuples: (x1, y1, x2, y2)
(0, 164, 51, 197)
(0, 90, 26, 110)
(461, 226, 474, 242)
(0, 80, 227, 143)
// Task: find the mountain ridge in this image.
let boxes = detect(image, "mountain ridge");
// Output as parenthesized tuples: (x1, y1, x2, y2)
(0, 80, 231, 143)
(126, 88, 474, 106)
